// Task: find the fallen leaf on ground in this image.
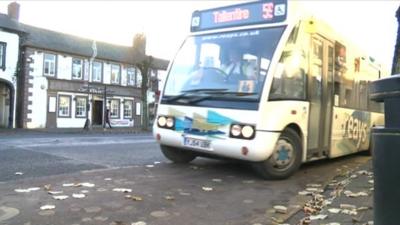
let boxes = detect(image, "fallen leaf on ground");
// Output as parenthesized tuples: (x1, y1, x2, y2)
(165, 196, 175, 201)
(125, 195, 143, 201)
(48, 191, 63, 195)
(328, 208, 341, 214)
(79, 182, 95, 188)
(113, 188, 132, 193)
(309, 214, 328, 220)
(202, 187, 213, 191)
(212, 179, 222, 182)
(305, 187, 324, 193)
(44, 184, 51, 191)
(131, 222, 147, 225)
(273, 205, 287, 214)
(340, 204, 356, 210)
(40, 205, 55, 210)
(72, 193, 86, 199)
(53, 195, 69, 200)
(14, 187, 40, 193)
(307, 183, 322, 188)
(298, 191, 312, 196)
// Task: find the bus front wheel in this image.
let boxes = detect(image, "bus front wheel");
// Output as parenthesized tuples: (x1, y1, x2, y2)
(160, 145, 197, 164)
(253, 128, 302, 180)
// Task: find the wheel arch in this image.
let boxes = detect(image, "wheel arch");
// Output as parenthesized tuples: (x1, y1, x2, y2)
(284, 123, 306, 162)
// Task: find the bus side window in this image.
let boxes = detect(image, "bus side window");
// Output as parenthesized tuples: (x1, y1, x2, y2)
(269, 50, 306, 100)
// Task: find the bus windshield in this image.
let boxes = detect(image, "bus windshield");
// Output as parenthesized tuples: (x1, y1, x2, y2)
(163, 27, 285, 103)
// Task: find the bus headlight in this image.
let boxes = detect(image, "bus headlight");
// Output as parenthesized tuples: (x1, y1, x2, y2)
(230, 124, 256, 139)
(230, 124, 242, 137)
(166, 117, 175, 128)
(157, 115, 175, 129)
(157, 116, 167, 127)
(242, 125, 254, 138)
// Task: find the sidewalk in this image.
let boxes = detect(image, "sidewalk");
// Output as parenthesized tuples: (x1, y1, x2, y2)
(0, 126, 151, 135)
(283, 159, 374, 225)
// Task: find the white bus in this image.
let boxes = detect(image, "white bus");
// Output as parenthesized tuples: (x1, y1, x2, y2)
(153, 0, 385, 179)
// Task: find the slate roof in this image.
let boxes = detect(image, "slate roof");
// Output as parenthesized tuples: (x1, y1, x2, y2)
(0, 13, 169, 70)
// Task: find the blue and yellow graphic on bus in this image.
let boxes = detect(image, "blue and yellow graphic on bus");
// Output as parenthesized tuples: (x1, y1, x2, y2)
(169, 108, 236, 138)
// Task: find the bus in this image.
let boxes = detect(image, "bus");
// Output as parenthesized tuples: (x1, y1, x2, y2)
(153, 0, 385, 179)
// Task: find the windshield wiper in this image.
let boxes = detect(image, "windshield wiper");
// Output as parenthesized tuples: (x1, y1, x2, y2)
(206, 91, 259, 96)
(164, 88, 229, 103)
(181, 88, 229, 93)
(164, 89, 258, 104)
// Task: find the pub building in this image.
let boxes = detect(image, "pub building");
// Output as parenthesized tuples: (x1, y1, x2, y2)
(0, 2, 168, 129)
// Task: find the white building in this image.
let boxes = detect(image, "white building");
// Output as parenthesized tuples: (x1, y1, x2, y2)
(0, 3, 168, 129)
(0, 5, 22, 128)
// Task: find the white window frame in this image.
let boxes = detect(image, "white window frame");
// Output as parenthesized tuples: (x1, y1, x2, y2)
(75, 96, 87, 118)
(92, 61, 103, 82)
(58, 95, 71, 118)
(72, 58, 84, 80)
(110, 99, 120, 119)
(123, 100, 133, 119)
(127, 67, 136, 86)
(111, 63, 121, 84)
(44, 53, 57, 76)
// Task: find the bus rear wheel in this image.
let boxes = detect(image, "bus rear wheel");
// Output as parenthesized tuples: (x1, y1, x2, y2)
(253, 128, 302, 180)
(160, 145, 197, 164)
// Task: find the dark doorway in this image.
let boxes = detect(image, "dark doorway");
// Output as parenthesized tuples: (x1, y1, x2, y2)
(92, 100, 103, 125)
(0, 79, 14, 128)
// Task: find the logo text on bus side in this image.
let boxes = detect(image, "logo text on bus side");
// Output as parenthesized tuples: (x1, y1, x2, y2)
(343, 114, 368, 148)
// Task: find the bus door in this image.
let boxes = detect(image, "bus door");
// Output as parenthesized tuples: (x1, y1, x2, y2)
(307, 35, 334, 158)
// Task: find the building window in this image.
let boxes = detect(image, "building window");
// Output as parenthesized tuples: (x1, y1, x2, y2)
(111, 64, 121, 84)
(127, 67, 136, 86)
(44, 53, 57, 76)
(136, 69, 142, 88)
(75, 96, 87, 118)
(0, 42, 6, 71)
(72, 58, 84, 80)
(92, 61, 102, 82)
(110, 99, 120, 118)
(58, 95, 71, 117)
(124, 100, 133, 119)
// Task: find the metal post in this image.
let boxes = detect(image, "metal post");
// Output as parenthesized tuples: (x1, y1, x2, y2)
(83, 40, 97, 131)
(103, 85, 106, 128)
(370, 74, 400, 225)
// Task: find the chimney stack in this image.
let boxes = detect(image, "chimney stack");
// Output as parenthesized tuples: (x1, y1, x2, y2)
(133, 33, 146, 55)
(8, 2, 20, 21)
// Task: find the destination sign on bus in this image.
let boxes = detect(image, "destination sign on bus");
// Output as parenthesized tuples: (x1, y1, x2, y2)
(191, 0, 287, 32)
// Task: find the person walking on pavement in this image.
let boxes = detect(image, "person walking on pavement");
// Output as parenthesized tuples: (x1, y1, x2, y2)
(105, 108, 112, 128)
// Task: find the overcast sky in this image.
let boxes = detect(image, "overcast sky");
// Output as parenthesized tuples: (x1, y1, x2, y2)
(0, 1, 398, 72)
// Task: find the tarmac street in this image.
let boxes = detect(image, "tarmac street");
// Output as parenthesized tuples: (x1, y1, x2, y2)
(0, 132, 373, 225)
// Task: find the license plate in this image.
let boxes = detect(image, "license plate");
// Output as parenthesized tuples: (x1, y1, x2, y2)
(183, 137, 211, 150)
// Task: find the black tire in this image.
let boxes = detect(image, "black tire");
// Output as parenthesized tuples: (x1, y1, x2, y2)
(160, 145, 196, 164)
(253, 128, 302, 180)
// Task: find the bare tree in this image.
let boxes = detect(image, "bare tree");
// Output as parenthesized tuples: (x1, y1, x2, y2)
(136, 55, 153, 131)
